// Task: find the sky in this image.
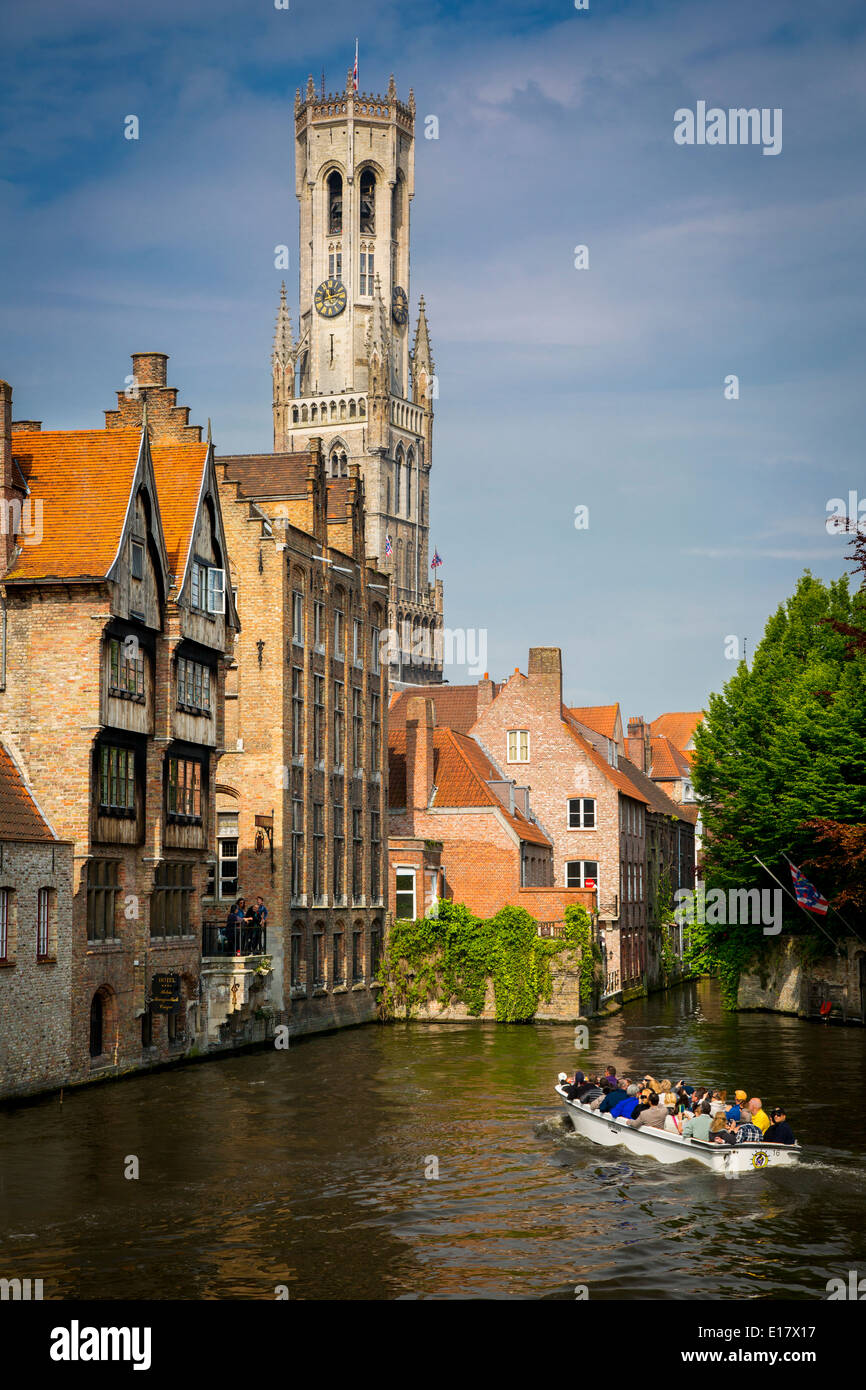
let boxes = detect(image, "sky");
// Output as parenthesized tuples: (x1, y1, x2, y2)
(1, 0, 864, 718)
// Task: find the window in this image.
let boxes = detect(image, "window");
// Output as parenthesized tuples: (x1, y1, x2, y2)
(683, 781, 695, 802)
(291, 931, 306, 988)
(333, 681, 345, 767)
(0, 888, 8, 961)
(99, 745, 136, 813)
(395, 460, 401, 515)
(36, 889, 51, 958)
(370, 925, 383, 980)
(190, 561, 224, 614)
(167, 757, 202, 819)
(359, 168, 375, 234)
(352, 688, 363, 769)
(395, 869, 416, 920)
(333, 798, 345, 901)
(314, 601, 325, 650)
(216, 812, 238, 900)
(151, 862, 194, 937)
(176, 657, 212, 713)
(565, 860, 599, 890)
(353, 617, 362, 666)
(328, 248, 343, 279)
(371, 811, 381, 902)
(334, 609, 344, 660)
(87, 859, 120, 941)
(291, 793, 304, 899)
(312, 933, 325, 987)
(292, 591, 305, 646)
(507, 730, 529, 763)
(332, 931, 346, 985)
(567, 797, 596, 829)
(90, 993, 104, 1057)
(352, 809, 363, 902)
(370, 693, 381, 771)
(352, 928, 364, 982)
(371, 626, 380, 674)
(109, 637, 144, 698)
(327, 170, 342, 235)
(131, 540, 144, 580)
(313, 676, 325, 764)
(313, 803, 325, 900)
(292, 668, 304, 759)
(359, 247, 375, 295)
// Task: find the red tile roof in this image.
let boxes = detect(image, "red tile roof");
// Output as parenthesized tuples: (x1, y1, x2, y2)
(569, 704, 620, 740)
(7, 429, 142, 581)
(218, 452, 309, 498)
(389, 684, 493, 734)
(388, 728, 551, 846)
(560, 707, 653, 807)
(0, 743, 57, 841)
(651, 711, 705, 752)
(615, 753, 699, 824)
(150, 441, 209, 579)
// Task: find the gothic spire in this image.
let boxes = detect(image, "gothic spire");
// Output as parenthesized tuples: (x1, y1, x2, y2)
(366, 274, 390, 366)
(411, 295, 435, 404)
(272, 281, 294, 371)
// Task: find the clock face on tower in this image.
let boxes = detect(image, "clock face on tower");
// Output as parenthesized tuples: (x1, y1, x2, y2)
(392, 285, 409, 325)
(314, 278, 347, 318)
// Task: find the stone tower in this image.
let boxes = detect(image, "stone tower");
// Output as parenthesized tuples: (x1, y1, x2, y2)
(272, 69, 443, 685)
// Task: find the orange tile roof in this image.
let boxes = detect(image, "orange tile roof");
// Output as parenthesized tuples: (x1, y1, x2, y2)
(388, 728, 551, 846)
(0, 743, 57, 841)
(389, 684, 492, 734)
(569, 704, 620, 740)
(650, 735, 692, 780)
(616, 753, 699, 824)
(218, 452, 309, 498)
(651, 711, 705, 752)
(6, 429, 142, 581)
(150, 441, 209, 579)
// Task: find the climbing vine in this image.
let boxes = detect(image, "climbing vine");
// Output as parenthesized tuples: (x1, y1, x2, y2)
(378, 900, 598, 1023)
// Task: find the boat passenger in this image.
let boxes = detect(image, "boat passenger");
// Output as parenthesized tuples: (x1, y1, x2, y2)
(609, 1085, 642, 1120)
(709, 1111, 728, 1138)
(747, 1098, 771, 1135)
(602, 1065, 619, 1088)
(709, 1090, 726, 1116)
(596, 1081, 629, 1113)
(733, 1117, 764, 1143)
(643, 1075, 660, 1094)
(663, 1097, 682, 1134)
(570, 1075, 602, 1103)
(682, 1102, 713, 1141)
(764, 1107, 796, 1145)
(725, 1089, 748, 1122)
(627, 1092, 667, 1129)
(563, 1070, 586, 1099)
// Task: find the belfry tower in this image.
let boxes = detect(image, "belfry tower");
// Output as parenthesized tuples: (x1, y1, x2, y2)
(272, 69, 443, 685)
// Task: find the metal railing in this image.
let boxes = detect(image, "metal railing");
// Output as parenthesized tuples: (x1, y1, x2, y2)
(601, 969, 620, 999)
(202, 921, 267, 958)
(536, 921, 566, 938)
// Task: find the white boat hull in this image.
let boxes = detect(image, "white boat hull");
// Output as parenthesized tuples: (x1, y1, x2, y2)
(556, 1087, 802, 1175)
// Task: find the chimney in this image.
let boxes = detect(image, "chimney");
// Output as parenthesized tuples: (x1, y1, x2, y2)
(527, 647, 562, 707)
(405, 695, 435, 812)
(627, 716, 650, 774)
(477, 671, 495, 708)
(130, 352, 168, 388)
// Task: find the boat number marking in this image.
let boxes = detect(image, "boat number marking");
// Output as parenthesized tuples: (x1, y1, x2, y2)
(751, 1150, 770, 1169)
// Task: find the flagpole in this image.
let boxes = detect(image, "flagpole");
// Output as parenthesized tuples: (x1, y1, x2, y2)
(753, 856, 842, 954)
(780, 853, 866, 946)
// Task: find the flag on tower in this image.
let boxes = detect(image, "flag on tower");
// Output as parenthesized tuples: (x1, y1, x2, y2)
(385, 534, 392, 557)
(352, 39, 359, 92)
(431, 549, 442, 569)
(788, 861, 829, 915)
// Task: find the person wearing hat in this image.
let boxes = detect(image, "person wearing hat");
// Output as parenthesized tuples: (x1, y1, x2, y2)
(726, 1089, 748, 1123)
(764, 1107, 796, 1145)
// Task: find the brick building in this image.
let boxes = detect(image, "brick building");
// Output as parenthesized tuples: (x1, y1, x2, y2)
(388, 695, 593, 923)
(0, 740, 74, 1100)
(213, 435, 389, 1037)
(0, 363, 238, 1086)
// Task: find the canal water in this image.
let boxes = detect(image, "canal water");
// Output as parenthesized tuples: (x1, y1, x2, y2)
(1, 979, 865, 1300)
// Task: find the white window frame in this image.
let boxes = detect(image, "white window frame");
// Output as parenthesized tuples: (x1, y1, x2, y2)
(506, 729, 530, 764)
(292, 591, 304, 646)
(565, 860, 599, 893)
(394, 866, 417, 920)
(567, 797, 596, 830)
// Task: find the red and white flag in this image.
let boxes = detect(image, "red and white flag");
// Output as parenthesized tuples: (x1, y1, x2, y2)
(352, 40, 358, 92)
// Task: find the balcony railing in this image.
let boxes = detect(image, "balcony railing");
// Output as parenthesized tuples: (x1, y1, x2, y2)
(202, 921, 267, 958)
(602, 969, 621, 999)
(536, 921, 566, 938)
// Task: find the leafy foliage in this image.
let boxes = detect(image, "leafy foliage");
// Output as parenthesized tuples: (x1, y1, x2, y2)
(377, 900, 597, 1022)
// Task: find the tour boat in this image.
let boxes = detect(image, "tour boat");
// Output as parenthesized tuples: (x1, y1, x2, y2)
(556, 1086, 802, 1175)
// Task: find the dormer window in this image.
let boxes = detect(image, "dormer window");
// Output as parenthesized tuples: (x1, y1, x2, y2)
(190, 560, 225, 614)
(131, 540, 144, 581)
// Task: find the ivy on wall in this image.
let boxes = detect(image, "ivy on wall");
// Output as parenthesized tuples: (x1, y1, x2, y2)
(377, 899, 597, 1023)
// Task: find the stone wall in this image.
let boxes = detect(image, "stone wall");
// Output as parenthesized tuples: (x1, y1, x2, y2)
(737, 937, 866, 1022)
(388, 945, 585, 1023)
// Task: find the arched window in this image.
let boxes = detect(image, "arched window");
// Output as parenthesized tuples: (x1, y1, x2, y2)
(420, 489, 426, 525)
(359, 169, 375, 235)
(395, 449, 403, 514)
(386, 478, 391, 513)
(328, 240, 343, 280)
(89, 992, 103, 1057)
(406, 447, 414, 514)
(327, 171, 343, 235)
(359, 241, 374, 296)
(406, 543, 414, 590)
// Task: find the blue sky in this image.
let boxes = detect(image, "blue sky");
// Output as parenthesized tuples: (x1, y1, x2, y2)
(1, 0, 864, 717)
